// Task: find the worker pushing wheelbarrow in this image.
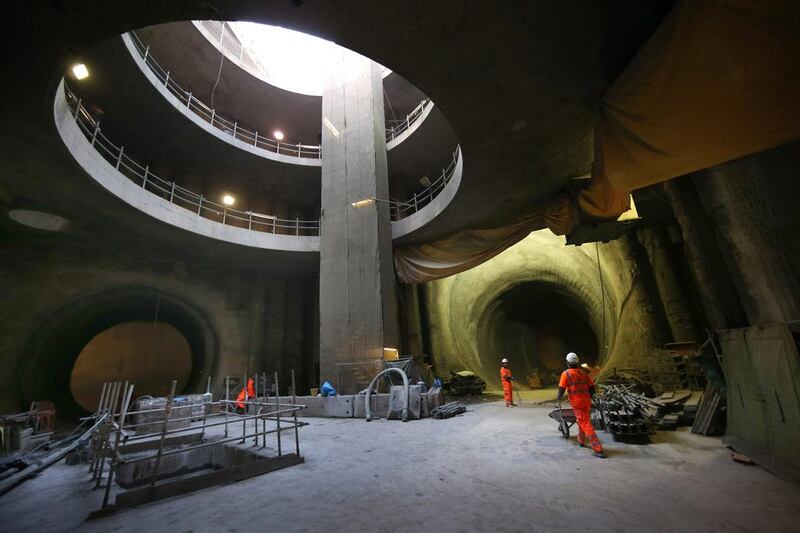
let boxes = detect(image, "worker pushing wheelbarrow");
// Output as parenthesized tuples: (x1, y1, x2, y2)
(550, 352, 606, 458)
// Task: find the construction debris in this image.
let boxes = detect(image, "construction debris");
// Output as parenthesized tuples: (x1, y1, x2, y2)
(431, 402, 467, 419)
(594, 384, 654, 438)
(445, 371, 486, 396)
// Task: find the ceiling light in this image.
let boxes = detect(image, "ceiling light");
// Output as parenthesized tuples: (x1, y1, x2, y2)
(273, 130, 285, 141)
(222, 195, 235, 206)
(8, 209, 69, 232)
(71, 63, 89, 80)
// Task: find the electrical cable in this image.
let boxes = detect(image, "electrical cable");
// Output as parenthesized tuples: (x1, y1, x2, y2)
(210, 23, 227, 109)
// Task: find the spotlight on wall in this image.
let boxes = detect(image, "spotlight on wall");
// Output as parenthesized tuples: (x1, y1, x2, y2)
(351, 198, 375, 208)
(71, 63, 90, 80)
(419, 176, 432, 187)
(273, 130, 285, 141)
(222, 194, 236, 206)
(383, 347, 399, 361)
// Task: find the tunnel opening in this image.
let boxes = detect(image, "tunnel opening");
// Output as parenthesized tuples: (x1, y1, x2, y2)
(478, 282, 599, 389)
(18, 287, 217, 419)
(69, 321, 193, 412)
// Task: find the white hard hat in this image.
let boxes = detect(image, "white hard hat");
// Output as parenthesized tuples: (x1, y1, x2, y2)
(501, 358, 509, 363)
(566, 352, 579, 365)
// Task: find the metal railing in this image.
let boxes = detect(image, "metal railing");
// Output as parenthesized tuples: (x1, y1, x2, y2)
(390, 146, 461, 221)
(385, 98, 432, 142)
(64, 83, 320, 236)
(127, 31, 322, 159)
(87, 370, 305, 510)
(135, 27, 431, 147)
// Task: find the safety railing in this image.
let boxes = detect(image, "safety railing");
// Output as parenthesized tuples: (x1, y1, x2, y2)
(127, 31, 322, 159)
(64, 83, 320, 236)
(390, 146, 461, 221)
(143, 25, 431, 146)
(385, 98, 431, 142)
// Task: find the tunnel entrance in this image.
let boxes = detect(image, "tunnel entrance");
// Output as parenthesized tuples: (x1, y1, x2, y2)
(18, 287, 217, 419)
(70, 321, 193, 411)
(480, 282, 599, 388)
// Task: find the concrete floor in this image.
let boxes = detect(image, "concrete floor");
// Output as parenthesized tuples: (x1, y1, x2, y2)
(2, 401, 799, 532)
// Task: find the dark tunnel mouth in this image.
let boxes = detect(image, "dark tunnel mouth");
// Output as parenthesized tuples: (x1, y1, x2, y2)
(477, 281, 600, 388)
(17, 286, 218, 420)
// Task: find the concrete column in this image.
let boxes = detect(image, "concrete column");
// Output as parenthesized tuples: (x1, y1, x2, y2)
(399, 282, 423, 356)
(663, 178, 748, 331)
(637, 226, 699, 343)
(319, 50, 399, 391)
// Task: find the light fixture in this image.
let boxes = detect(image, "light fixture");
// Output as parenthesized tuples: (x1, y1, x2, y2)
(419, 176, 432, 187)
(351, 198, 375, 208)
(383, 347, 400, 361)
(323, 117, 340, 138)
(8, 209, 69, 232)
(273, 130, 285, 141)
(71, 63, 89, 80)
(222, 194, 235, 206)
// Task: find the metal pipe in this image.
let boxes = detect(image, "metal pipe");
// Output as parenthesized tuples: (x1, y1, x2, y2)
(241, 374, 247, 444)
(102, 383, 134, 508)
(150, 380, 177, 487)
(224, 376, 229, 437)
(292, 369, 299, 456)
(365, 368, 409, 422)
(274, 371, 281, 456)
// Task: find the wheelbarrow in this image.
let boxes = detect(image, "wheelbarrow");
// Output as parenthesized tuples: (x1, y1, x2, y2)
(548, 399, 576, 439)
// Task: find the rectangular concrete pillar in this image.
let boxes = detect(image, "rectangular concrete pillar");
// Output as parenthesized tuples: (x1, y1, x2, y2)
(319, 50, 399, 392)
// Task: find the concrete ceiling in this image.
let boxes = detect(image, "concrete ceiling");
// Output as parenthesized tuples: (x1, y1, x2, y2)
(1, 0, 670, 254)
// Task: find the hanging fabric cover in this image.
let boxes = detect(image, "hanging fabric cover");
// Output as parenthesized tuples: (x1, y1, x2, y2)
(599, 0, 800, 191)
(394, 214, 545, 283)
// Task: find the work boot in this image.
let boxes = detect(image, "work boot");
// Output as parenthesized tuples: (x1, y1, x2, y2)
(506, 402, 516, 407)
(593, 451, 606, 458)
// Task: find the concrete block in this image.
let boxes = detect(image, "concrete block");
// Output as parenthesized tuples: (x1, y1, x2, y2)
(353, 393, 391, 419)
(262, 395, 354, 418)
(422, 387, 445, 418)
(388, 385, 422, 420)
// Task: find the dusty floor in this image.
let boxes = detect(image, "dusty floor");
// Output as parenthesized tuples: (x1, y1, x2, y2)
(2, 401, 799, 532)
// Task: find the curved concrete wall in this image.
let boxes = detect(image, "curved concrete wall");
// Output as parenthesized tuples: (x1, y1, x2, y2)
(54, 80, 320, 253)
(425, 230, 667, 388)
(391, 148, 463, 239)
(121, 33, 321, 168)
(386, 100, 435, 151)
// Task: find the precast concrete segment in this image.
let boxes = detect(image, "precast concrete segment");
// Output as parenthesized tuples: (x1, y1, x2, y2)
(319, 50, 399, 388)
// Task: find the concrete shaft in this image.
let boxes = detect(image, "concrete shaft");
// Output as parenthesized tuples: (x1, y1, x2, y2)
(319, 50, 399, 390)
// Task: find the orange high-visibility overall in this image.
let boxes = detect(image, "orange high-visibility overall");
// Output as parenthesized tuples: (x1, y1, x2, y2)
(236, 378, 256, 409)
(500, 366, 514, 405)
(559, 368, 603, 454)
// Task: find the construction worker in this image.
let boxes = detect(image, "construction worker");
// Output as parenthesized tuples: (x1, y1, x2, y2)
(500, 358, 516, 407)
(235, 378, 256, 410)
(557, 352, 605, 458)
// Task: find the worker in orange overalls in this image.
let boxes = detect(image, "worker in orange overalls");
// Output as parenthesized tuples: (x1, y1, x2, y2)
(235, 378, 256, 410)
(557, 352, 605, 458)
(500, 358, 516, 407)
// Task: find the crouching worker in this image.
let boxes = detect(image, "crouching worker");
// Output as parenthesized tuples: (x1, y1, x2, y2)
(557, 352, 605, 458)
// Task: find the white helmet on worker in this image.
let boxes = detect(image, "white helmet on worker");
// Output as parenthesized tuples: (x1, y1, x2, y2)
(501, 358, 509, 363)
(566, 352, 579, 365)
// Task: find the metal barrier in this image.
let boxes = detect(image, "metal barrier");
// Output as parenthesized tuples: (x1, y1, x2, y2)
(132, 28, 431, 147)
(63, 83, 320, 236)
(390, 146, 461, 221)
(127, 31, 321, 159)
(385, 98, 432, 142)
